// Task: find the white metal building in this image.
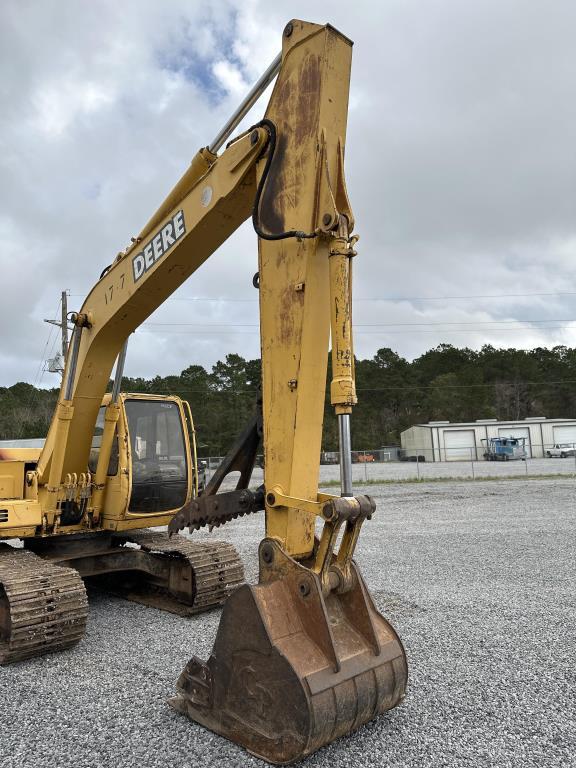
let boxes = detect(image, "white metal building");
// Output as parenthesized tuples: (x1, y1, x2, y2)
(401, 418, 576, 461)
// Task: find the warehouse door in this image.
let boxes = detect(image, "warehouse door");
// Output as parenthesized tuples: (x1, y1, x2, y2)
(444, 430, 476, 461)
(498, 427, 531, 457)
(552, 425, 576, 449)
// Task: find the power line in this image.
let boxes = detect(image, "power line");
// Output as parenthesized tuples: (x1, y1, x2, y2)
(352, 292, 576, 302)
(68, 289, 576, 304)
(33, 299, 61, 388)
(135, 326, 576, 335)
(43, 290, 69, 376)
(142, 318, 576, 328)
(39, 331, 61, 388)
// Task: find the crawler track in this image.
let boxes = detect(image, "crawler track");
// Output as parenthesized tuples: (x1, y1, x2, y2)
(0, 545, 88, 664)
(118, 531, 245, 615)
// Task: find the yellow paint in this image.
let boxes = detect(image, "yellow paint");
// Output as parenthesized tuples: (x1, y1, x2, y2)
(0, 462, 24, 500)
(0, 500, 42, 530)
(0, 392, 200, 539)
(106, 513, 178, 532)
(259, 21, 355, 556)
(36, 129, 267, 484)
(0, 22, 360, 571)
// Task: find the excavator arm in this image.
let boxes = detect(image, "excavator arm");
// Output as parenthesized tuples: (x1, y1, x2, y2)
(168, 20, 408, 764)
(32, 18, 407, 763)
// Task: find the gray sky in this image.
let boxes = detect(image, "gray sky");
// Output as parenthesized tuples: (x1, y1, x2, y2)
(1, 0, 575, 388)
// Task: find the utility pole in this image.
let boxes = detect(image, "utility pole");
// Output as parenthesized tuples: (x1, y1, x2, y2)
(60, 290, 68, 360)
(44, 290, 69, 375)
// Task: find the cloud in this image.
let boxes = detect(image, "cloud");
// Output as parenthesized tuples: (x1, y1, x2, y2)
(0, 0, 575, 388)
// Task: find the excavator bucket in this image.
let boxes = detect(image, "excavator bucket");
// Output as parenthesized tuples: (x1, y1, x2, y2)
(170, 539, 407, 763)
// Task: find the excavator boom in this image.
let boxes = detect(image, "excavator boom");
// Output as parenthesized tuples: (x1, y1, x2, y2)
(36, 130, 265, 486)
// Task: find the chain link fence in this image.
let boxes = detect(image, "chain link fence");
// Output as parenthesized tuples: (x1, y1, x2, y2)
(200, 443, 576, 486)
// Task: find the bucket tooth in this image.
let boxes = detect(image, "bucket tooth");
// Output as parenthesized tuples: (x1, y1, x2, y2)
(170, 540, 407, 764)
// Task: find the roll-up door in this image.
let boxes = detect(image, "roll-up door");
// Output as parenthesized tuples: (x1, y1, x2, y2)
(552, 425, 576, 448)
(443, 430, 476, 461)
(498, 427, 531, 457)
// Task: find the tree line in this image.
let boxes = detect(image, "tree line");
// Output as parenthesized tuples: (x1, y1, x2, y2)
(2, 344, 576, 454)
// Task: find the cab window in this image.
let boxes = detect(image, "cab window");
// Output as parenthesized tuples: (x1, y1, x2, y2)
(125, 399, 188, 513)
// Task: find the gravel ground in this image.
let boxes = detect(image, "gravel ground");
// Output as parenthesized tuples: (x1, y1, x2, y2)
(1, 477, 574, 768)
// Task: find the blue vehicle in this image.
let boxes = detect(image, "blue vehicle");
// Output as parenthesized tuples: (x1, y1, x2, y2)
(482, 436, 527, 461)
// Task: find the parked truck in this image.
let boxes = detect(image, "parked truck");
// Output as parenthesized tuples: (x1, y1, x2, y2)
(482, 436, 527, 461)
(546, 443, 576, 458)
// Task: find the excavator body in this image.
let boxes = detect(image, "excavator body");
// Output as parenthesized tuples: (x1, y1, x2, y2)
(1, 16, 408, 763)
(0, 392, 244, 663)
(1, 392, 200, 536)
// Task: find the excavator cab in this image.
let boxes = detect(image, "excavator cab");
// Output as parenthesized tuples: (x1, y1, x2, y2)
(88, 393, 200, 523)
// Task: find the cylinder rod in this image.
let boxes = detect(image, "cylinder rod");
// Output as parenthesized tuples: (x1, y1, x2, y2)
(111, 339, 129, 402)
(338, 414, 353, 497)
(208, 53, 281, 154)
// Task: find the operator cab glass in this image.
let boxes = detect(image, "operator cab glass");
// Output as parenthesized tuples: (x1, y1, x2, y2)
(125, 399, 188, 513)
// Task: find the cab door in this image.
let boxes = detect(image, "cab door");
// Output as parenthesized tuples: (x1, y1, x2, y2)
(124, 398, 191, 514)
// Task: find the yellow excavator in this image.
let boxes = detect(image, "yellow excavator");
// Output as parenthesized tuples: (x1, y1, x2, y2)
(0, 19, 407, 764)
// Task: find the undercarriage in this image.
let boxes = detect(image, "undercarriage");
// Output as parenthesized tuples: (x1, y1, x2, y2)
(0, 531, 244, 663)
